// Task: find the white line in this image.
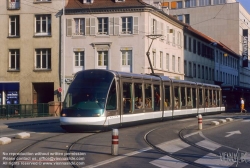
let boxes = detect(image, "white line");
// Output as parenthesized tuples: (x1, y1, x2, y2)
(195, 153, 233, 168)
(150, 155, 188, 168)
(83, 147, 151, 168)
(156, 139, 190, 153)
(196, 140, 221, 151)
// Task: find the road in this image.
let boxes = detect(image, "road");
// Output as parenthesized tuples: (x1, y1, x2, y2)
(0, 113, 250, 168)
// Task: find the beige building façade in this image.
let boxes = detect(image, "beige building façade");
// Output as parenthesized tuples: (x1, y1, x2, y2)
(0, 0, 63, 105)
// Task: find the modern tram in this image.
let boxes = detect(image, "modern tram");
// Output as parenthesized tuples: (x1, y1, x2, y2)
(60, 69, 225, 132)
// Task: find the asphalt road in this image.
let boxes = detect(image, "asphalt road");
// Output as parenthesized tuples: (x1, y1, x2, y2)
(0, 113, 249, 168)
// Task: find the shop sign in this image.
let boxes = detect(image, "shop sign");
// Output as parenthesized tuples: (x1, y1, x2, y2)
(242, 29, 248, 67)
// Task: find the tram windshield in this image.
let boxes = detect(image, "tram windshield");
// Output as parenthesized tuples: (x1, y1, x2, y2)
(63, 70, 114, 116)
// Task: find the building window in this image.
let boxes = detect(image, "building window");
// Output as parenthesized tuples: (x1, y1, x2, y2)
(98, 17, 108, 35)
(172, 55, 175, 72)
(176, 1, 183, 8)
(184, 35, 187, 50)
(184, 14, 190, 24)
(98, 51, 108, 67)
(214, 0, 225, 5)
(193, 63, 196, 78)
(199, 0, 211, 6)
(152, 19, 157, 34)
(152, 51, 156, 67)
(172, 29, 176, 45)
(35, 15, 51, 36)
(184, 60, 187, 75)
(121, 50, 132, 72)
(7, 0, 20, 9)
(178, 57, 180, 72)
(160, 52, 163, 69)
(193, 39, 196, 54)
(35, 49, 51, 69)
(74, 51, 84, 66)
(9, 49, 20, 70)
(177, 15, 183, 22)
(9, 15, 20, 37)
(177, 32, 182, 46)
(166, 53, 169, 70)
(122, 17, 132, 34)
(198, 64, 200, 78)
(198, 41, 201, 55)
(202, 66, 204, 79)
(188, 37, 192, 52)
(189, 62, 192, 77)
(185, 0, 196, 8)
(74, 18, 85, 35)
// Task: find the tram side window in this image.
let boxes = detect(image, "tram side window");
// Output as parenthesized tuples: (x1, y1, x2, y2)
(212, 90, 216, 107)
(106, 80, 117, 110)
(216, 90, 220, 106)
(180, 87, 186, 108)
(164, 85, 171, 110)
(187, 87, 192, 108)
(174, 86, 180, 109)
(198, 88, 203, 107)
(134, 83, 143, 110)
(209, 90, 212, 107)
(205, 89, 208, 107)
(123, 82, 132, 114)
(192, 88, 197, 108)
(145, 83, 152, 109)
(154, 85, 160, 111)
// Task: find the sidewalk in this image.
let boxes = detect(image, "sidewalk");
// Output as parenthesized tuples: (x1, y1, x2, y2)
(0, 116, 60, 129)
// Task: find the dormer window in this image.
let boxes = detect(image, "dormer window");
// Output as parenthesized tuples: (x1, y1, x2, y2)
(115, 0, 125, 2)
(83, 0, 93, 3)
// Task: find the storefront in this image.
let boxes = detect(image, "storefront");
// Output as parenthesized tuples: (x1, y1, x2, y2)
(0, 82, 19, 105)
(222, 85, 250, 111)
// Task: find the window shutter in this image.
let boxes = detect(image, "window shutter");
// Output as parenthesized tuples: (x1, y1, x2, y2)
(151, 18, 153, 34)
(133, 17, 138, 34)
(114, 17, 119, 35)
(157, 20, 160, 34)
(161, 22, 164, 39)
(90, 18, 95, 35)
(66, 19, 72, 36)
(109, 17, 114, 35)
(85, 18, 90, 35)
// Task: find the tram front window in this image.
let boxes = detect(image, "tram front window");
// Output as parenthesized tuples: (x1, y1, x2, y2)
(63, 70, 114, 117)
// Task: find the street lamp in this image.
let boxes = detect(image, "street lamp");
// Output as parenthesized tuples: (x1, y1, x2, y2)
(146, 34, 162, 75)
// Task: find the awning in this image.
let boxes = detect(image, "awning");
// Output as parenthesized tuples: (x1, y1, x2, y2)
(0, 82, 20, 91)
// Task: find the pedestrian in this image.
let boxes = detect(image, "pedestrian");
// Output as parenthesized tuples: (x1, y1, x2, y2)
(240, 97, 246, 113)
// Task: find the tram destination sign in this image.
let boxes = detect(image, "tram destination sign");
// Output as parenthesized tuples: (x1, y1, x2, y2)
(242, 29, 248, 67)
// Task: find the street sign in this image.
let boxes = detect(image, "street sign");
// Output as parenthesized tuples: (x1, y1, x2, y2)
(58, 87, 62, 93)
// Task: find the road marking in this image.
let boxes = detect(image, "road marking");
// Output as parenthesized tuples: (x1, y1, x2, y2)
(156, 139, 190, 153)
(225, 130, 241, 137)
(196, 140, 221, 151)
(195, 153, 233, 167)
(150, 155, 188, 168)
(83, 147, 151, 168)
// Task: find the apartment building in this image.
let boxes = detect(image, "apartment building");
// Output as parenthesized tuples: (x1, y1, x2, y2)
(62, 0, 185, 97)
(0, 0, 62, 105)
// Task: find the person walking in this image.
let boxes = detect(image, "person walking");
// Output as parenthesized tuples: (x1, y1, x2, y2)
(240, 97, 246, 113)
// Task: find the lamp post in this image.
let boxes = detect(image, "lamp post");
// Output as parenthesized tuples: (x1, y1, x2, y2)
(146, 34, 162, 75)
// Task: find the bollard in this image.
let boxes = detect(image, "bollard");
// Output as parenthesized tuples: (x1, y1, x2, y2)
(111, 129, 119, 155)
(198, 114, 202, 130)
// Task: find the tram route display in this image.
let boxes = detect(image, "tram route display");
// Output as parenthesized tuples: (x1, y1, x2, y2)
(60, 69, 224, 132)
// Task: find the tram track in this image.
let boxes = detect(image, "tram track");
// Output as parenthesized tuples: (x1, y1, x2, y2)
(144, 127, 211, 168)
(9, 132, 96, 168)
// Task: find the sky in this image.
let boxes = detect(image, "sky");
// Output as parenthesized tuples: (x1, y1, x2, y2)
(237, 0, 250, 13)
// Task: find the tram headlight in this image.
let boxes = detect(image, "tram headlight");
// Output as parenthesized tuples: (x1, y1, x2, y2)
(61, 113, 67, 117)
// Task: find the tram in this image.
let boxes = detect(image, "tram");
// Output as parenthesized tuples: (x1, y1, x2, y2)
(60, 69, 225, 132)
